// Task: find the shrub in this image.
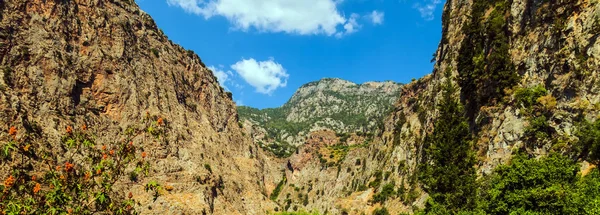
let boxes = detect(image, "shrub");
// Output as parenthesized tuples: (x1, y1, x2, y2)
(368, 171, 383, 188)
(373, 207, 390, 215)
(371, 183, 396, 204)
(150, 48, 159, 58)
(204, 164, 213, 174)
(0, 122, 152, 214)
(574, 119, 600, 162)
(514, 85, 548, 109)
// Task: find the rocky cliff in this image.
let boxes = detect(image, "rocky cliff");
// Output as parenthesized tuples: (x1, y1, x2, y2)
(0, 0, 274, 214)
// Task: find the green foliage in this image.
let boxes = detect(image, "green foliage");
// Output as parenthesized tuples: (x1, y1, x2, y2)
(481, 153, 597, 214)
(418, 72, 477, 212)
(457, 0, 519, 116)
(204, 163, 213, 174)
(0, 122, 151, 214)
(524, 115, 554, 142)
(368, 171, 383, 189)
(145, 180, 162, 201)
(418, 153, 600, 215)
(270, 175, 287, 201)
(260, 141, 296, 158)
(371, 183, 396, 204)
(372, 207, 390, 215)
(237, 80, 402, 157)
(513, 85, 556, 144)
(150, 48, 159, 58)
(574, 119, 600, 162)
(514, 85, 548, 109)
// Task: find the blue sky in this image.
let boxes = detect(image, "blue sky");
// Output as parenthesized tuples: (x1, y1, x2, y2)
(135, 0, 445, 109)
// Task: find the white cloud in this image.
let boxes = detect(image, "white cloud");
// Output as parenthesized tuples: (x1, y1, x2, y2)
(208, 66, 234, 91)
(369, 10, 384, 25)
(166, 0, 361, 36)
(231, 58, 289, 94)
(336, 13, 361, 38)
(414, 0, 442, 21)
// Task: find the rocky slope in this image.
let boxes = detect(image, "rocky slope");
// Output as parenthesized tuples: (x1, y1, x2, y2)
(0, 0, 274, 214)
(238, 78, 402, 157)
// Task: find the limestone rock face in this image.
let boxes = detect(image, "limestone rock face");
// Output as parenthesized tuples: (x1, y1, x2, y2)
(0, 0, 274, 214)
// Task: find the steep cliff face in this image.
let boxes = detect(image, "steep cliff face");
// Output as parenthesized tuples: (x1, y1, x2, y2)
(377, 0, 600, 212)
(0, 0, 273, 214)
(239, 78, 402, 157)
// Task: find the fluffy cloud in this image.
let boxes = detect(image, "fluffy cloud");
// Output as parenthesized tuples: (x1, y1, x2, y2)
(231, 58, 288, 94)
(414, 0, 442, 21)
(369, 10, 384, 25)
(166, 0, 361, 36)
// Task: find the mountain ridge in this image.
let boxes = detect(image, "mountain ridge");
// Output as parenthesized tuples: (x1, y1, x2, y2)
(238, 78, 403, 157)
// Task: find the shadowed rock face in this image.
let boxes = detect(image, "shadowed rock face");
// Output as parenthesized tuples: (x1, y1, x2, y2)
(0, 0, 274, 213)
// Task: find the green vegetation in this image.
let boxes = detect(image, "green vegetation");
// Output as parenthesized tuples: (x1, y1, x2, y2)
(457, 0, 519, 116)
(204, 163, 213, 174)
(318, 143, 367, 166)
(418, 71, 477, 212)
(368, 171, 384, 189)
(513, 85, 557, 144)
(481, 153, 598, 214)
(371, 182, 396, 204)
(515, 85, 548, 109)
(413, 48, 600, 215)
(260, 140, 296, 158)
(270, 175, 287, 201)
(237, 80, 401, 157)
(373, 207, 390, 215)
(150, 48, 159, 58)
(574, 119, 600, 162)
(417, 153, 600, 214)
(0, 114, 163, 214)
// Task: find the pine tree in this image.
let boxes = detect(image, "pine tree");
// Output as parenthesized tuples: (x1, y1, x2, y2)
(418, 70, 477, 212)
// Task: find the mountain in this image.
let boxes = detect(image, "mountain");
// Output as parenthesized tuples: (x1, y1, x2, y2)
(0, 0, 274, 214)
(1, 0, 599, 214)
(238, 78, 402, 157)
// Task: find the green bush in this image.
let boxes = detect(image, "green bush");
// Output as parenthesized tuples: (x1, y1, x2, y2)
(1, 121, 153, 214)
(524, 115, 553, 142)
(368, 171, 383, 188)
(372, 207, 390, 215)
(482, 153, 597, 214)
(574, 119, 600, 161)
(514, 85, 548, 109)
(371, 183, 396, 204)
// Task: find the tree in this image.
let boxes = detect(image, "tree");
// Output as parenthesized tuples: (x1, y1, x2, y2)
(419, 70, 477, 212)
